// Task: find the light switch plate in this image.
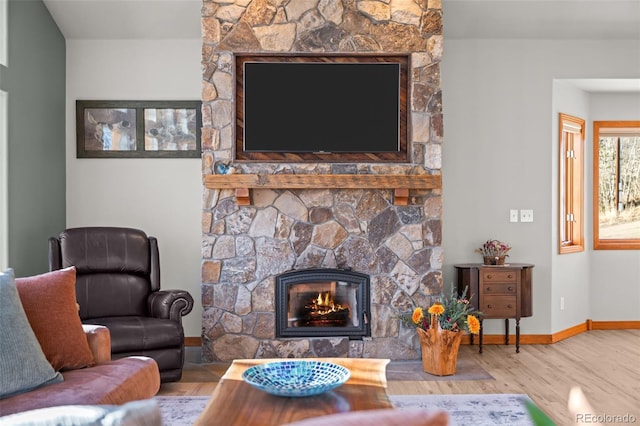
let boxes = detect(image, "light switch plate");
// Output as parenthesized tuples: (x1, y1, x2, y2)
(520, 209, 534, 222)
(510, 209, 519, 222)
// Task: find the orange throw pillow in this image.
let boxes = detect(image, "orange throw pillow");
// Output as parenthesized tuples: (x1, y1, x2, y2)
(16, 267, 95, 371)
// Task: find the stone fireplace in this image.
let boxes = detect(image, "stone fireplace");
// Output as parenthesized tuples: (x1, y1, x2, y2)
(275, 268, 371, 339)
(200, 0, 443, 362)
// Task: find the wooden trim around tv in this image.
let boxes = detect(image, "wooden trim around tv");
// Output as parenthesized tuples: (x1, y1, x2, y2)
(234, 53, 410, 163)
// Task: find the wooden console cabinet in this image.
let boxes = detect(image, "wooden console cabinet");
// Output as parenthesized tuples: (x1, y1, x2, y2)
(454, 263, 534, 353)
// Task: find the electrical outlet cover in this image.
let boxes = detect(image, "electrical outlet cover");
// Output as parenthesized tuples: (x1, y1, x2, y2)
(520, 209, 534, 222)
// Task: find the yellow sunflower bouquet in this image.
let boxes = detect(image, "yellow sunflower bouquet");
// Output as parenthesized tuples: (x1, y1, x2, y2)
(402, 286, 481, 334)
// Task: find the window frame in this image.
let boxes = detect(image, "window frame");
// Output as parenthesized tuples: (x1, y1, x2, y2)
(558, 113, 585, 254)
(593, 120, 640, 250)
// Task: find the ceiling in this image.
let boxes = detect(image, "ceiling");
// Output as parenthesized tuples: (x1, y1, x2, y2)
(41, 0, 640, 91)
(444, 0, 640, 40)
(42, 0, 640, 41)
(42, 0, 202, 40)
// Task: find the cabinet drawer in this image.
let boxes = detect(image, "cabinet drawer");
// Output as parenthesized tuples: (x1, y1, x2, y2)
(481, 270, 517, 283)
(482, 295, 517, 317)
(482, 283, 516, 295)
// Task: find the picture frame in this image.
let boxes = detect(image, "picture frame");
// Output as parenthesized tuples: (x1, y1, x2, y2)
(76, 100, 202, 158)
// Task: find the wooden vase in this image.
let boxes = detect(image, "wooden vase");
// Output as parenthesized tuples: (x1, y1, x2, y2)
(416, 327, 463, 376)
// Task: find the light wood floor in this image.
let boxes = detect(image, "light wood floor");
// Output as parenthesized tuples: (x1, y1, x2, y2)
(158, 329, 640, 425)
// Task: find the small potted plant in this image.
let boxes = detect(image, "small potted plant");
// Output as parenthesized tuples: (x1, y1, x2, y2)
(400, 287, 481, 375)
(476, 239, 511, 265)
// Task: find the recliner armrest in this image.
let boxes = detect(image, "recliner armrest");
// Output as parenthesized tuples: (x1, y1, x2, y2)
(82, 324, 111, 364)
(148, 289, 194, 322)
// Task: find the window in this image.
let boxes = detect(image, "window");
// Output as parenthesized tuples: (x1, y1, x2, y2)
(558, 113, 585, 254)
(593, 121, 640, 250)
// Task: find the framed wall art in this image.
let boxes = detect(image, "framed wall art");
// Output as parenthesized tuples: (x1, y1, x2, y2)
(76, 100, 202, 158)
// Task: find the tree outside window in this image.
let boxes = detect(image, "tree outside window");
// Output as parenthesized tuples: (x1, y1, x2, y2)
(593, 121, 640, 249)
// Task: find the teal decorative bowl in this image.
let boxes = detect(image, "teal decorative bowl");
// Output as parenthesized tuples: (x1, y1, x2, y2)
(241, 360, 351, 397)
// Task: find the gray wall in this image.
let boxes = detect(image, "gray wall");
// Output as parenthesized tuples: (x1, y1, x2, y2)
(551, 80, 591, 332)
(1, 0, 65, 276)
(66, 39, 202, 338)
(551, 88, 640, 328)
(441, 39, 640, 334)
(588, 93, 640, 321)
(5, 2, 638, 336)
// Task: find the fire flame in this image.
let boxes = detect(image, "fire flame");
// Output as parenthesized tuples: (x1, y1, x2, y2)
(307, 291, 348, 316)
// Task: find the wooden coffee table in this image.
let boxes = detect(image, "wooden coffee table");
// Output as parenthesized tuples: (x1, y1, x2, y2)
(194, 357, 392, 426)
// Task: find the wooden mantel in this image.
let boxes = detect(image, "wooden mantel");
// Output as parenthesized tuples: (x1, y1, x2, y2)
(204, 174, 442, 205)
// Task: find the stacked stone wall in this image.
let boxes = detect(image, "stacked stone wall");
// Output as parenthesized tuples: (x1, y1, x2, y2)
(201, 0, 443, 362)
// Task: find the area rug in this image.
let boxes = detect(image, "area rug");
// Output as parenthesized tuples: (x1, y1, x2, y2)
(156, 393, 538, 426)
(389, 394, 537, 425)
(386, 357, 494, 381)
(156, 396, 209, 426)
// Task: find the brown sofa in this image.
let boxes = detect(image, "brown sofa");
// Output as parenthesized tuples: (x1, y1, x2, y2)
(0, 325, 160, 416)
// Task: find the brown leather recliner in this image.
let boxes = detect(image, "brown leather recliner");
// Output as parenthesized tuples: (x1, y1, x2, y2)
(48, 227, 194, 383)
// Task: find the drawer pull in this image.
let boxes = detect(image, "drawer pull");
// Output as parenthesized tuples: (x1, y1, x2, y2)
(508, 304, 513, 309)
(508, 274, 513, 279)
(487, 286, 491, 291)
(487, 304, 492, 308)
(487, 274, 492, 279)
(508, 286, 513, 291)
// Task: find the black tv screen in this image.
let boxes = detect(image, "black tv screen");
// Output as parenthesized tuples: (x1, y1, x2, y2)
(242, 61, 401, 154)
(243, 62, 400, 152)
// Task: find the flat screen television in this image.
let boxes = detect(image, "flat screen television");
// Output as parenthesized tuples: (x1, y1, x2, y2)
(235, 54, 409, 163)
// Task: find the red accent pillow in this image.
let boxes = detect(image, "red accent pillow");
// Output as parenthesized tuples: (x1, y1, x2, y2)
(16, 267, 95, 371)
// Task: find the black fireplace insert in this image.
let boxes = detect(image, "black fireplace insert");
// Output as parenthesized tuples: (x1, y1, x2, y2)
(275, 268, 371, 339)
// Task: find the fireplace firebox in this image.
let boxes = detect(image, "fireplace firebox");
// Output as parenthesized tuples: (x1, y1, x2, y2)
(275, 268, 371, 339)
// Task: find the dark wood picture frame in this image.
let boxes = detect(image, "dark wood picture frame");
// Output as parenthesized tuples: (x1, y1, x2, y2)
(76, 100, 202, 158)
(234, 53, 410, 163)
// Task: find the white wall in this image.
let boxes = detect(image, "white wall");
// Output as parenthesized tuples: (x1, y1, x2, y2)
(442, 39, 640, 334)
(66, 39, 202, 338)
(588, 93, 640, 321)
(551, 80, 591, 332)
(64, 36, 640, 339)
